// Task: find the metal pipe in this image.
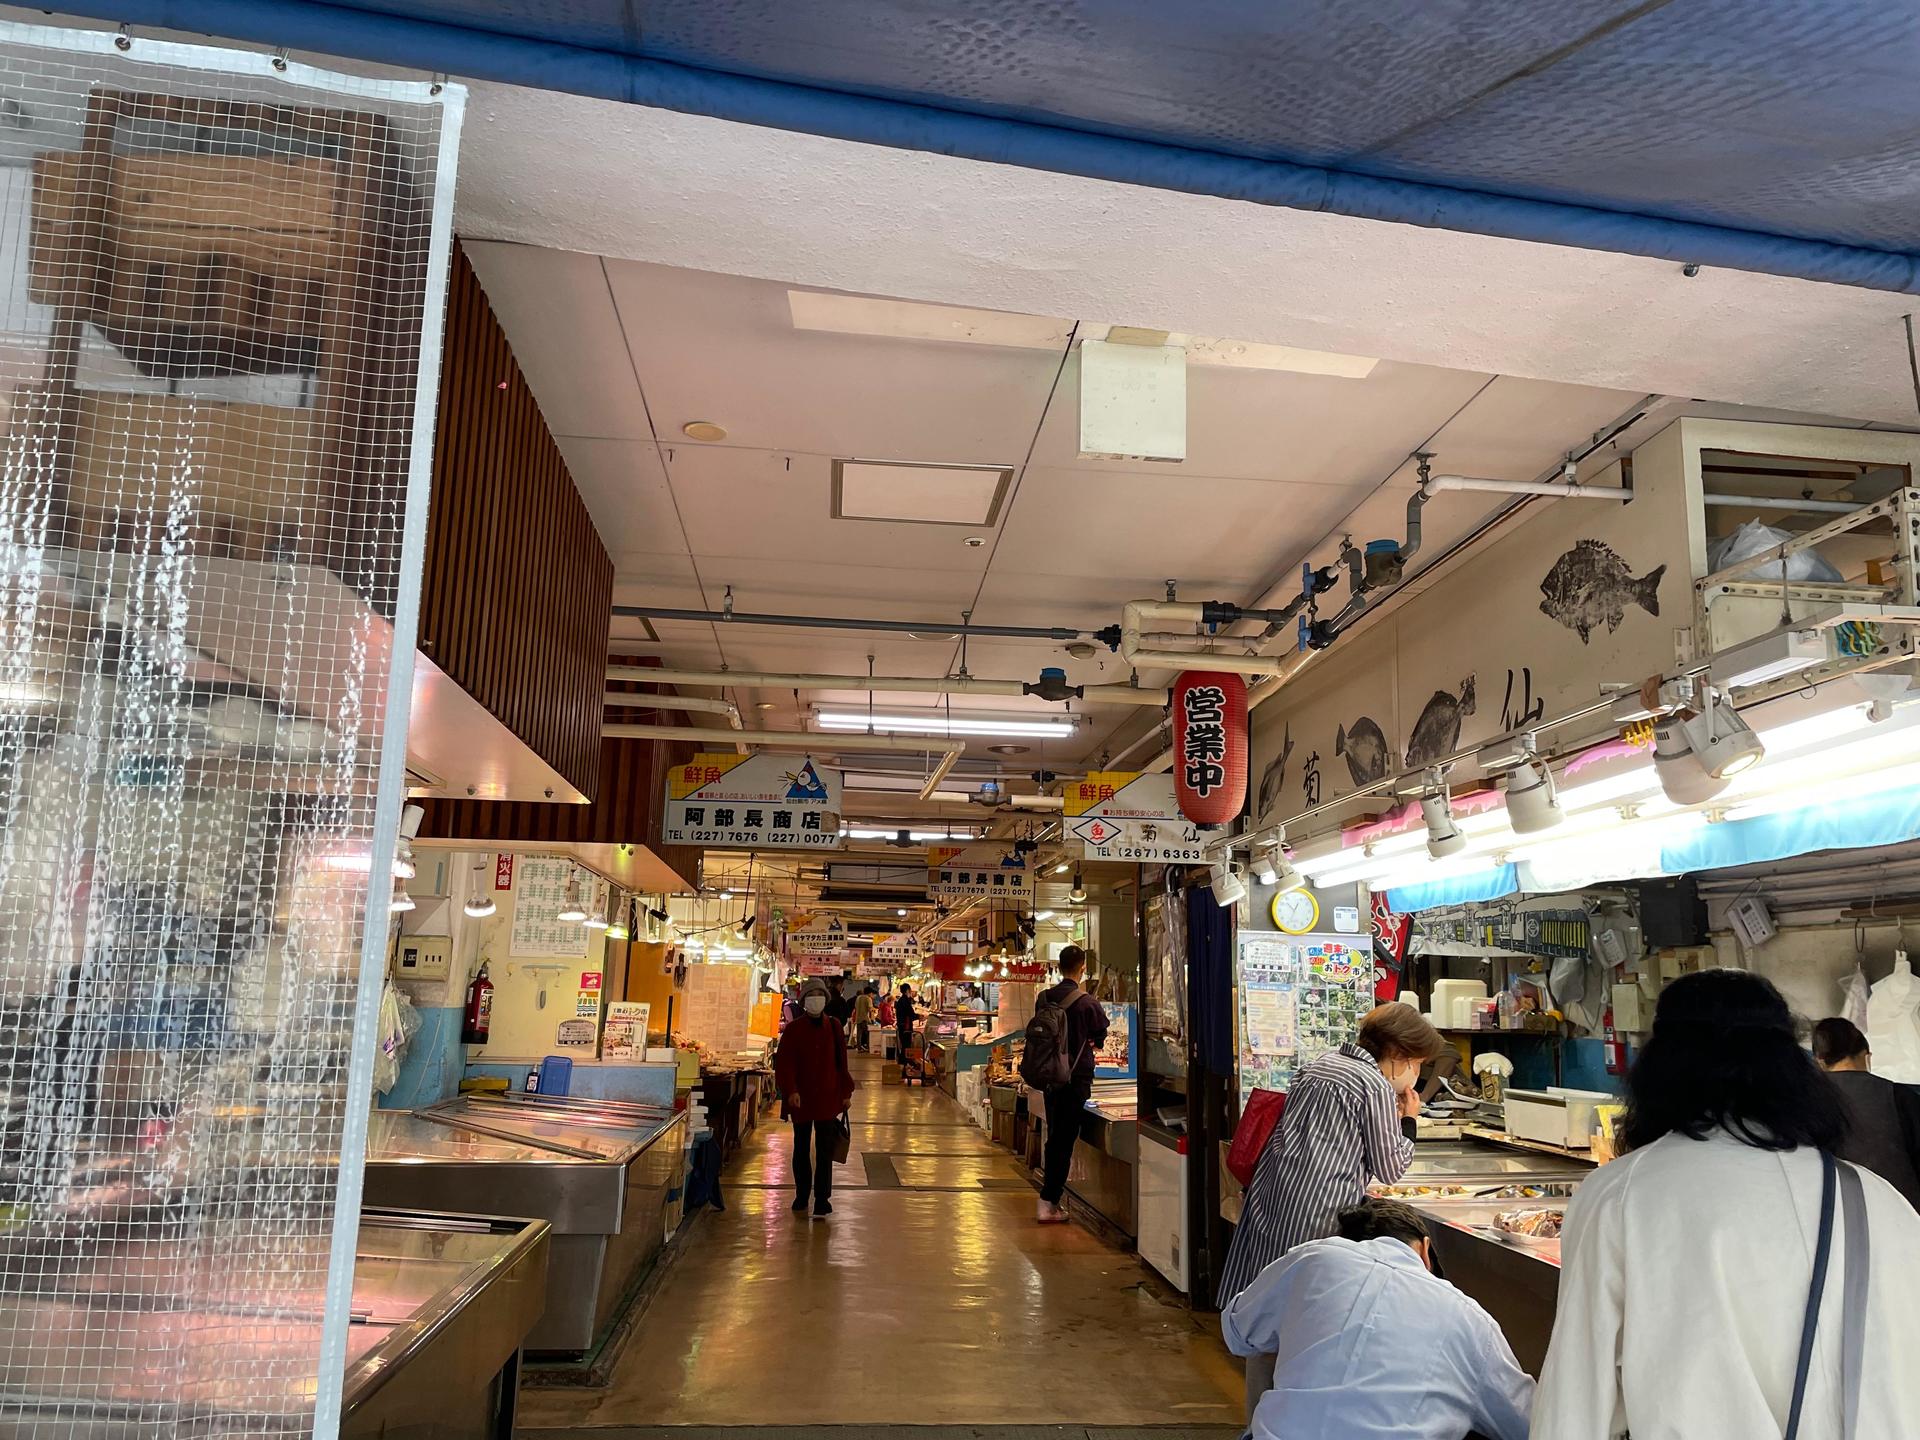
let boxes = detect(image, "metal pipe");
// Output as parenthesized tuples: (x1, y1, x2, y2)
(1120, 600, 1317, 678)
(603, 723, 966, 767)
(1701, 494, 1861, 514)
(607, 664, 1165, 706)
(614, 604, 1096, 642)
(1424, 474, 1630, 501)
(603, 692, 746, 754)
(918, 749, 961, 801)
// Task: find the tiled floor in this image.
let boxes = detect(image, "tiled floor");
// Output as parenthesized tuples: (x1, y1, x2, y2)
(516, 1056, 1241, 1429)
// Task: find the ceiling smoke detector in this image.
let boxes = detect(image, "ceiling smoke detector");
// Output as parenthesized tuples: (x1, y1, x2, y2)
(681, 421, 727, 442)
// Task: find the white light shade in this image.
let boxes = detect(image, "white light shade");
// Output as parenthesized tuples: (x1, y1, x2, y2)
(1687, 696, 1765, 779)
(1422, 790, 1467, 857)
(1270, 853, 1308, 894)
(1504, 759, 1564, 835)
(463, 894, 497, 919)
(556, 874, 587, 923)
(1653, 715, 1729, 805)
(1209, 861, 1247, 907)
(390, 886, 416, 913)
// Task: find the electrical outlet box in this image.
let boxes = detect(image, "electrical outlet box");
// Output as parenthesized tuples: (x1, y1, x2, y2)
(396, 935, 451, 982)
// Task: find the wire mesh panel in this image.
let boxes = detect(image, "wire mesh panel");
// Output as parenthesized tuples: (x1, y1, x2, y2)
(0, 23, 462, 1440)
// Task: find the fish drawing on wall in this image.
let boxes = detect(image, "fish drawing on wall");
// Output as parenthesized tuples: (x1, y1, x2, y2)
(1405, 676, 1475, 770)
(1256, 723, 1294, 821)
(1539, 539, 1666, 643)
(1334, 715, 1390, 787)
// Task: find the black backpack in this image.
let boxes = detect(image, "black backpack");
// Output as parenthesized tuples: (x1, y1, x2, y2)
(1019, 985, 1081, 1089)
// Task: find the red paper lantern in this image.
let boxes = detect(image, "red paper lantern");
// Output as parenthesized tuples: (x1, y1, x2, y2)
(1173, 670, 1248, 827)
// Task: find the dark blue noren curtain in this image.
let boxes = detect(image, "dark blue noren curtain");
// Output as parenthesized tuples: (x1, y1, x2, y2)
(1186, 885, 1234, 1079)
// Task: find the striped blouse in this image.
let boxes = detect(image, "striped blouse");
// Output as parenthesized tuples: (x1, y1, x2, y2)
(1216, 1043, 1414, 1306)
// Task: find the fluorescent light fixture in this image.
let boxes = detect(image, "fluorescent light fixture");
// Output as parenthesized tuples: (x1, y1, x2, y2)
(1251, 848, 1280, 886)
(842, 826, 980, 841)
(1711, 627, 1827, 688)
(1053, 862, 1071, 875)
(1034, 911, 1055, 921)
(816, 710, 1080, 739)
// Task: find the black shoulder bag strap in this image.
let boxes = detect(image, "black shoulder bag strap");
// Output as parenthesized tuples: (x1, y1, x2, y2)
(1783, 1150, 1838, 1440)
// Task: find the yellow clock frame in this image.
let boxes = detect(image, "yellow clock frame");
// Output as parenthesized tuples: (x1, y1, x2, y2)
(1270, 888, 1321, 934)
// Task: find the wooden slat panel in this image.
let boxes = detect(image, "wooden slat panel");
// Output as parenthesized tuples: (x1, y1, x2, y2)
(418, 241, 611, 797)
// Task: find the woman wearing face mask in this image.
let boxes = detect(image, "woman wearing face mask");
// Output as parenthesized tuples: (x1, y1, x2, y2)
(774, 978, 856, 1218)
(1216, 1001, 1447, 1426)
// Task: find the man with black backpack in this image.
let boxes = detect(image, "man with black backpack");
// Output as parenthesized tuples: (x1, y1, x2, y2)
(1021, 945, 1108, 1225)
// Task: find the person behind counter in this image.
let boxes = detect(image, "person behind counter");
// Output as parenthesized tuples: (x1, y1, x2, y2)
(773, 978, 855, 1219)
(895, 983, 919, 1054)
(1534, 969, 1920, 1438)
(1222, 1198, 1533, 1440)
(1812, 1016, 1920, 1211)
(1216, 1001, 1446, 1425)
(1036, 945, 1109, 1225)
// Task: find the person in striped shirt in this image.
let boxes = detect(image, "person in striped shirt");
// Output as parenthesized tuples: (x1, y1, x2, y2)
(1218, 1002, 1449, 1423)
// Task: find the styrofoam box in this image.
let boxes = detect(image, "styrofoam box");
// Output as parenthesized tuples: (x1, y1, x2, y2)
(1504, 1087, 1618, 1149)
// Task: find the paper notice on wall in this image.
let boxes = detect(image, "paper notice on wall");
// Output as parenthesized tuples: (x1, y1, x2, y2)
(1243, 984, 1297, 1055)
(681, 963, 755, 1051)
(510, 856, 590, 958)
(604, 1001, 651, 1059)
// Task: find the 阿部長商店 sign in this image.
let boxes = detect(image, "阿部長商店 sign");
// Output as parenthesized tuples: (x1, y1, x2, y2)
(927, 843, 1029, 900)
(662, 751, 843, 849)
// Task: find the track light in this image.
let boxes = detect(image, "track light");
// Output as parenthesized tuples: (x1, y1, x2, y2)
(556, 871, 587, 924)
(1209, 861, 1248, 908)
(1421, 774, 1466, 858)
(463, 856, 497, 919)
(1503, 748, 1564, 835)
(1068, 870, 1087, 903)
(583, 881, 610, 930)
(390, 880, 415, 913)
(1654, 686, 1765, 805)
(647, 906, 672, 925)
(1251, 846, 1279, 886)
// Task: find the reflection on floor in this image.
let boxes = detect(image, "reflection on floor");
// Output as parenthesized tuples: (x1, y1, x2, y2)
(516, 1056, 1241, 1430)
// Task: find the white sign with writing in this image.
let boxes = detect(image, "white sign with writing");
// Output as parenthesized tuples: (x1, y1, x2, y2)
(1063, 770, 1209, 862)
(663, 751, 843, 849)
(927, 844, 1030, 901)
(789, 914, 848, 954)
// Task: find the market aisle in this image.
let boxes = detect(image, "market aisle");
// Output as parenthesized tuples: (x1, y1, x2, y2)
(517, 1055, 1241, 1430)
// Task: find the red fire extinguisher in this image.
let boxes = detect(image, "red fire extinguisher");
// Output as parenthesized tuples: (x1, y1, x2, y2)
(462, 963, 493, 1045)
(1602, 1006, 1627, 1076)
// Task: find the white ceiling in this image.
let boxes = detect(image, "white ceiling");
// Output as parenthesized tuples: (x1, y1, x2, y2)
(466, 239, 1651, 779)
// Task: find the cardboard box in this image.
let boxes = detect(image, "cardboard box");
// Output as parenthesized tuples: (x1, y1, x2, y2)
(883, 1062, 904, 1085)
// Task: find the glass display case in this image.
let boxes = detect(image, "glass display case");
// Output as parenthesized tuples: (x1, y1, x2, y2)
(364, 1093, 688, 1354)
(0, 1208, 549, 1440)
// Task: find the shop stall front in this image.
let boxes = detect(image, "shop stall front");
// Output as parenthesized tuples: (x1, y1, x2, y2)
(363, 1092, 687, 1354)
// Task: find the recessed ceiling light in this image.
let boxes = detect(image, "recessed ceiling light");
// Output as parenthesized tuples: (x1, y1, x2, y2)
(964, 536, 986, 548)
(755, 701, 778, 710)
(1064, 642, 1097, 659)
(682, 421, 727, 442)
(988, 743, 1030, 756)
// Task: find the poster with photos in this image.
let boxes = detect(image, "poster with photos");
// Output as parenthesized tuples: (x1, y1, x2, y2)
(1235, 933, 1376, 1101)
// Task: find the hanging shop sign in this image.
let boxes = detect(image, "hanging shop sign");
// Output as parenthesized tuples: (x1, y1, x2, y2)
(788, 914, 848, 954)
(927, 843, 1030, 901)
(798, 952, 854, 976)
(871, 932, 925, 968)
(1064, 770, 1208, 862)
(1173, 671, 1248, 827)
(662, 751, 843, 849)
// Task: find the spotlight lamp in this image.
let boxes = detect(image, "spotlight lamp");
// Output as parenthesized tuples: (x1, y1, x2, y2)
(1068, 870, 1087, 904)
(1209, 860, 1248, 908)
(463, 855, 497, 918)
(1654, 683, 1764, 805)
(1503, 740, 1564, 835)
(556, 870, 587, 923)
(1420, 771, 1466, 858)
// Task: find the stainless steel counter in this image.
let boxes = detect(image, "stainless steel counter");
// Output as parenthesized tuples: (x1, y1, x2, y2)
(363, 1092, 688, 1354)
(1412, 1194, 1566, 1374)
(0, 1208, 549, 1440)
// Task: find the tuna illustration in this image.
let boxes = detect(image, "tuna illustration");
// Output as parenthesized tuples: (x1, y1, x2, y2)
(1539, 540, 1666, 643)
(1334, 715, 1390, 786)
(1256, 723, 1295, 820)
(1405, 677, 1476, 769)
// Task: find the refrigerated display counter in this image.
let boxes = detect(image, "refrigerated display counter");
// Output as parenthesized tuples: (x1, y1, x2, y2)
(1411, 1194, 1568, 1374)
(363, 1091, 687, 1353)
(0, 1208, 549, 1440)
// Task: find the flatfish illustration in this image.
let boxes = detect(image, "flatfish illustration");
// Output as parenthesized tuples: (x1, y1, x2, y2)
(1405, 676, 1475, 769)
(1539, 539, 1666, 643)
(1256, 723, 1294, 820)
(1334, 715, 1390, 786)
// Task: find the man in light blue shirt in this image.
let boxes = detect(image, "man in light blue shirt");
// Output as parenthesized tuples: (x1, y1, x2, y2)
(1221, 1198, 1533, 1440)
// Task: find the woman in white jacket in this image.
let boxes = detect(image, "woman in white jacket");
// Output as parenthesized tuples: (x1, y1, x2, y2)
(1534, 969, 1920, 1439)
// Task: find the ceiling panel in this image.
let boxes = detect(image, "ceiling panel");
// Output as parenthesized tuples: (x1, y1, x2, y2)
(604, 260, 1066, 461)
(463, 240, 652, 440)
(1029, 353, 1493, 484)
(558, 436, 684, 559)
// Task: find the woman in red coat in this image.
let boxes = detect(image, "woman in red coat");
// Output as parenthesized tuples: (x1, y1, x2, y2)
(774, 978, 856, 1217)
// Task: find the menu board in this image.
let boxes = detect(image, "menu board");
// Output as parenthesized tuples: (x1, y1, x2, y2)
(1236, 933, 1375, 1098)
(510, 856, 590, 959)
(680, 962, 754, 1050)
(603, 1001, 651, 1059)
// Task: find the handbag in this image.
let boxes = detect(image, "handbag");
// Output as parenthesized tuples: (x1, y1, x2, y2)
(830, 1113, 852, 1166)
(1226, 1088, 1286, 1188)
(1783, 1151, 1870, 1440)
